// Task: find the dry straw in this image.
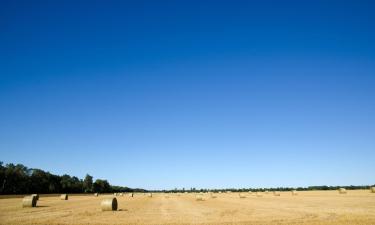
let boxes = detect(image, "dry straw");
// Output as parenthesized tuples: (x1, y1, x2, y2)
(196, 194, 204, 201)
(31, 194, 39, 200)
(265, 190, 269, 194)
(22, 195, 37, 208)
(148, 193, 153, 197)
(60, 194, 68, 200)
(210, 192, 217, 198)
(256, 192, 262, 197)
(101, 197, 118, 211)
(239, 193, 246, 198)
(273, 191, 280, 196)
(129, 193, 134, 197)
(339, 188, 347, 194)
(291, 190, 298, 196)
(370, 187, 375, 193)
(94, 193, 99, 197)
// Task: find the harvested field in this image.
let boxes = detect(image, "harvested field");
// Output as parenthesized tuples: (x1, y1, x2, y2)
(0, 190, 375, 225)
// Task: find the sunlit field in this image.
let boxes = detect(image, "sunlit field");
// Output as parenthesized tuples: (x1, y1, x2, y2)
(1, 190, 374, 225)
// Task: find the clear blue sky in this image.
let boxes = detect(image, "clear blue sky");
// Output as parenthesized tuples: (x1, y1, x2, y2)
(1, 1, 374, 190)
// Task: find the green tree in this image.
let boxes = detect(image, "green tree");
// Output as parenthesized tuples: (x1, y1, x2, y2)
(83, 174, 93, 193)
(2, 163, 29, 194)
(93, 179, 111, 193)
(0, 162, 5, 193)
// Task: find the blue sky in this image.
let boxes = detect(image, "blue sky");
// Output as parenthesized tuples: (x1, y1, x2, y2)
(0, 1, 374, 190)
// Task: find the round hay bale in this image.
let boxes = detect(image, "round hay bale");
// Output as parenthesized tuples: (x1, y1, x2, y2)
(129, 193, 134, 197)
(94, 193, 99, 197)
(239, 193, 246, 198)
(370, 187, 375, 193)
(101, 197, 118, 211)
(60, 194, 68, 200)
(273, 191, 280, 196)
(31, 194, 39, 200)
(210, 193, 217, 198)
(265, 190, 269, 194)
(339, 188, 347, 194)
(119, 193, 124, 196)
(256, 192, 262, 197)
(22, 195, 37, 208)
(196, 194, 204, 201)
(291, 190, 298, 196)
(148, 193, 153, 197)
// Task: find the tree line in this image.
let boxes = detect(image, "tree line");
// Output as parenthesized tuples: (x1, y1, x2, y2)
(1, 161, 372, 195)
(0, 162, 145, 194)
(155, 185, 374, 193)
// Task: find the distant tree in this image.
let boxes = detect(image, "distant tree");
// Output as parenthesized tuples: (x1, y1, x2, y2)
(0, 162, 144, 194)
(60, 174, 73, 192)
(0, 162, 5, 193)
(48, 174, 61, 193)
(93, 179, 111, 193)
(83, 174, 93, 193)
(2, 163, 29, 194)
(30, 169, 51, 193)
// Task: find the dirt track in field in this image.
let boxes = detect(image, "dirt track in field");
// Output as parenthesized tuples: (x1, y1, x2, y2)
(1, 190, 375, 225)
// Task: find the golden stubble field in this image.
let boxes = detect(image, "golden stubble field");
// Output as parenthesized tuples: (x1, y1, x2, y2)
(0, 190, 375, 225)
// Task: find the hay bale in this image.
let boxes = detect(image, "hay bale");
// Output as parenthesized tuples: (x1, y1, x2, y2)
(273, 191, 280, 196)
(101, 197, 118, 211)
(370, 187, 375, 193)
(256, 192, 262, 197)
(265, 190, 269, 194)
(291, 190, 298, 196)
(339, 188, 347, 194)
(94, 193, 99, 197)
(22, 195, 37, 208)
(129, 193, 134, 197)
(210, 193, 217, 198)
(31, 194, 39, 200)
(60, 194, 68, 200)
(119, 193, 124, 196)
(239, 193, 246, 198)
(196, 194, 204, 201)
(148, 193, 153, 197)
